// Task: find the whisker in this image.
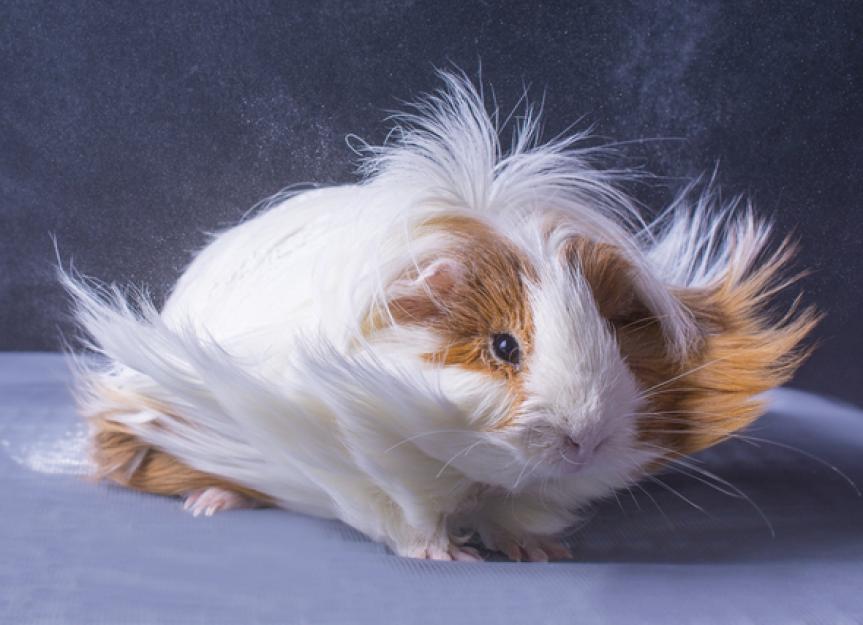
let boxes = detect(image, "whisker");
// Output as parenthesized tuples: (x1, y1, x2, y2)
(384, 429, 481, 454)
(540, 473, 558, 511)
(512, 456, 540, 490)
(617, 314, 665, 332)
(637, 357, 730, 397)
(524, 456, 546, 485)
(633, 481, 675, 529)
(624, 485, 642, 511)
(632, 409, 735, 419)
(661, 458, 775, 537)
(644, 474, 709, 515)
(609, 485, 626, 515)
(729, 433, 861, 496)
(659, 462, 740, 498)
(635, 412, 768, 431)
(637, 386, 703, 400)
(638, 440, 705, 462)
(638, 428, 861, 497)
(558, 450, 586, 467)
(638, 428, 732, 438)
(435, 439, 485, 479)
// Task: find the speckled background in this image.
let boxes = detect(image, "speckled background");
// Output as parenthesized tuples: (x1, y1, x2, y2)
(2, 1, 861, 405)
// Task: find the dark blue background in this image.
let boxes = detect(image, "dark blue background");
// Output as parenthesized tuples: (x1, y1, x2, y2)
(2, 1, 861, 405)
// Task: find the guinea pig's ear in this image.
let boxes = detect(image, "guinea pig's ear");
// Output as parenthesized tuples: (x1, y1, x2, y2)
(562, 236, 696, 356)
(563, 235, 704, 363)
(562, 237, 647, 325)
(383, 256, 468, 325)
(415, 258, 465, 293)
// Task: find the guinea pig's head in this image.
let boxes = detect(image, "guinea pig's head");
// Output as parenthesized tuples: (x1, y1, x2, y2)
(364, 213, 677, 490)
(364, 209, 816, 493)
(358, 72, 816, 493)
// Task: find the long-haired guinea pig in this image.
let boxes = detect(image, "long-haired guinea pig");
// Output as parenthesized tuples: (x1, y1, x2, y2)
(62, 72, 818, 561)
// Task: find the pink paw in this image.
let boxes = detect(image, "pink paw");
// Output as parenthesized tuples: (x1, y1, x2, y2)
(402, 543, 483, 562)
(481, 528, 573, 562)
(182, 487, 257, 517)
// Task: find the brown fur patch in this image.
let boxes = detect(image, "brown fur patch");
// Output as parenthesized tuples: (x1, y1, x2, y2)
(565, 236, 819, 458)
(84, 388, 270, 504)
(648, 243, 818, 456)
(366, 215, 537, 427)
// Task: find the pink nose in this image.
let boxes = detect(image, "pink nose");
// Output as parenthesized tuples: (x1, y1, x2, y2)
(562, 435, 607, 470)
(562, 436, 590, 466)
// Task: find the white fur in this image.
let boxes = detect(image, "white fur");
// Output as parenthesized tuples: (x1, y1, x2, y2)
(62, 72, 769, 558)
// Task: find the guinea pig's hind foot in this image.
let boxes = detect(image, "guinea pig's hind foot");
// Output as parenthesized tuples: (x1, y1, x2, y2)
(183, 487, 259, 517)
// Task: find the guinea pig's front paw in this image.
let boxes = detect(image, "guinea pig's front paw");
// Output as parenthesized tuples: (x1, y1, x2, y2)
(398, 540, 483, 562)
(479, 526, 573, 562)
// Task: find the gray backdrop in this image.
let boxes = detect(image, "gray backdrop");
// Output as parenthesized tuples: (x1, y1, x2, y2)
(2, 1, 861, 405)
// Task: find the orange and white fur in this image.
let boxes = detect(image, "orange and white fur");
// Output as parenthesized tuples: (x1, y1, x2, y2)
(63, 73, 817, 561)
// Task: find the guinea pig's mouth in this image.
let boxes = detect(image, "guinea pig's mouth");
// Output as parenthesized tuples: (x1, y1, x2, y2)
(558, 452, 589, 475)
(519, 420, 639, 483)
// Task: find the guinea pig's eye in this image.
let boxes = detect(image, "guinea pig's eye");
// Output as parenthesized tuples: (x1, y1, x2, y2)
(491, 333, 521, 366)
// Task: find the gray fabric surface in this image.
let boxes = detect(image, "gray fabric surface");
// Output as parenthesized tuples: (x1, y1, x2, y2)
(2, 352, 863, 624)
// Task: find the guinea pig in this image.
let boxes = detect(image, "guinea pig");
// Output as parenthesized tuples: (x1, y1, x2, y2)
(62, 71, 817, 561)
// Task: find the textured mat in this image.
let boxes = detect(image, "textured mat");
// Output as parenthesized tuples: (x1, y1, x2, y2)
(2, 353, 863, 624)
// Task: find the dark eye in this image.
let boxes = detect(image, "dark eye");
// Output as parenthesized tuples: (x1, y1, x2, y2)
(491, 333, 520, 366)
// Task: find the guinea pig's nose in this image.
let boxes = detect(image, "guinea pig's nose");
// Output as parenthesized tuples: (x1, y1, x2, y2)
(562, 436, 588, 467)
(564, 436, 582, 454)
(562, 434, 607, 469)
